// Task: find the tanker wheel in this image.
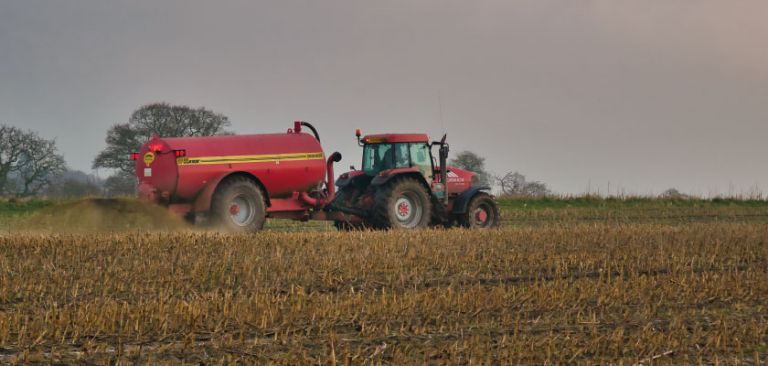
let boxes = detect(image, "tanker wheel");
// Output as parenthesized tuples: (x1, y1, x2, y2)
(371, 178, 432, 230)
(211, 177, 266, 232)
(459, 193, 500, 229)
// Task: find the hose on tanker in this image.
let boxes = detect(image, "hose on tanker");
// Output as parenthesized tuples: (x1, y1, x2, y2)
(300, 121, 321, 143)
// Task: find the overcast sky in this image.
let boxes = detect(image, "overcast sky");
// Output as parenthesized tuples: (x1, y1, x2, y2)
(1, 0, 766, 196)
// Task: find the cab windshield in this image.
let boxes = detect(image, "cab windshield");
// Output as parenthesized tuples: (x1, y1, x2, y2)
(362, 142, 433, 178)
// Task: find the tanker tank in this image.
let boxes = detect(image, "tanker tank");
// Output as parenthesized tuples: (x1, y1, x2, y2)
(134, 127, 327, 204)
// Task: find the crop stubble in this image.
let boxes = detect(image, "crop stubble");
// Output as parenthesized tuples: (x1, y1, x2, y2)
(0, 223, 766, 364)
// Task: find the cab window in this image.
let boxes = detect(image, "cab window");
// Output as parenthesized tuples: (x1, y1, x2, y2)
(409, 143, 433, 180)
(363, 142, 431, 177)
(394, 143, 410, 168)
(363, 143, 393, 175)
(363, 143, 412, 174)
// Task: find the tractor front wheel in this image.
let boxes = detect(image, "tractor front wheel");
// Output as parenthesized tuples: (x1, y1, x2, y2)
(371, 178, 432, 230)
(459, 193, 500, 229)
(211, 177, 267, 232)
(330, 185, 368, 231)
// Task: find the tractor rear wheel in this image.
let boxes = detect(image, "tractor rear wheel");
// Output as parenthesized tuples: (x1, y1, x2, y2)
(459, 193, 500, 229)
(211, 177, 267, 232)
(371, 178, 432, 230)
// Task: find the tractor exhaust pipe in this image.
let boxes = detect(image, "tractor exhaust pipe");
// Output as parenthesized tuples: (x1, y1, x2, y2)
(438, 135, 449, 206)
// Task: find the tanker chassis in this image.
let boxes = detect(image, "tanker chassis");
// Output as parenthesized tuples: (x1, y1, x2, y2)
(133, 121, 499, 231)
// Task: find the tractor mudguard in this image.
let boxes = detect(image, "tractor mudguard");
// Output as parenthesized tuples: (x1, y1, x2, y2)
(335, 170, 367, 188)
(451, 186, 492, 214)
(370, 168, 424, 186)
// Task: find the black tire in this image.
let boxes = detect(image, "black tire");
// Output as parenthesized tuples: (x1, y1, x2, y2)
(370, 178, 432, 230)
(330, 185, 367, 231)
(459, 193, 500, 229)
(211, 177, 267, 232)
(329, 185, 362, 211)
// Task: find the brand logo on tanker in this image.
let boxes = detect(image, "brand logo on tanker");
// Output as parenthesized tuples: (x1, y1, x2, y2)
(143, 152, 155, 166)
(175, 152, 325, 166)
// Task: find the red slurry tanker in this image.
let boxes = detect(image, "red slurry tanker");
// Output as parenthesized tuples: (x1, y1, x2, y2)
(133, 121, 499, 231)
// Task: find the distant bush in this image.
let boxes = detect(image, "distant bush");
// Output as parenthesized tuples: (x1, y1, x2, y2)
(450, 151, 491, 185)
(46, 170, 104, 198)
(659, 188, 690, 200)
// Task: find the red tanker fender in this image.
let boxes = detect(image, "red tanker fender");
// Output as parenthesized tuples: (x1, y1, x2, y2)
(193, 172, 269, 213)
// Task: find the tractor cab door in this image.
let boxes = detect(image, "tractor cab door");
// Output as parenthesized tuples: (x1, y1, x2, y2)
(408, 142, 433, 182)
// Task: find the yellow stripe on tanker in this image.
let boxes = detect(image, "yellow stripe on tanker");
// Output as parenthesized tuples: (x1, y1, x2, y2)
(176, 152, 325, 166)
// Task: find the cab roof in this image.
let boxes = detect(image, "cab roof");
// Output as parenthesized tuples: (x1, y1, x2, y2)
(362, 133, 429, 144)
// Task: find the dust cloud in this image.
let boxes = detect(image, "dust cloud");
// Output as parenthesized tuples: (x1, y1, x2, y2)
(13, 198, 190, 233)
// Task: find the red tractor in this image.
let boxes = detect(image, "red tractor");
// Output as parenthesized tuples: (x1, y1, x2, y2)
(133, 121, 499, 231)
(329, 130, 499, 230)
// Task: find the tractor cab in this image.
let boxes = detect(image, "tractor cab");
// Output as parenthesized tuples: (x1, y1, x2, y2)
(356, 131, 474, 197)
(359, 133, 434, 182)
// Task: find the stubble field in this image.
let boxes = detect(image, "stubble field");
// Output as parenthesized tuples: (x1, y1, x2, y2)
(0, 198, 767, 364)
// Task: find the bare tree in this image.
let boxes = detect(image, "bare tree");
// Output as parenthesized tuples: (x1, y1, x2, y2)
(15, 136, 66, 196)
(519, 180, 549, 197)
(0, 125, 67, 196)
(93, 102, 232, 190)
(497, 171, 526, 195)
(450, 150, 491, 185)
(92, 123, 141, 180)
(0, 125, 26, 194)
(496, 171, 550, 197)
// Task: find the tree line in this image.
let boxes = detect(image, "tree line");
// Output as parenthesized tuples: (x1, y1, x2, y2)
(0, 103, 230, 198)
(0, 125, 66, 196)
(92, 103, 231, 194)
(2, 102, 551, 198)
(449, 151, 550, 197)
